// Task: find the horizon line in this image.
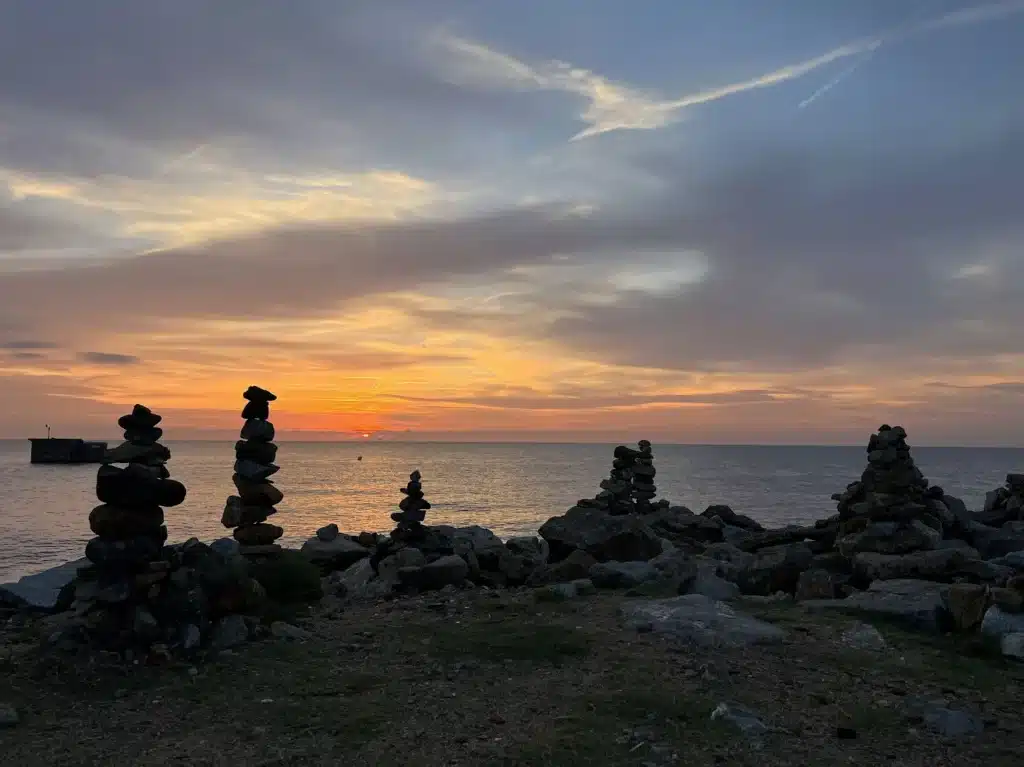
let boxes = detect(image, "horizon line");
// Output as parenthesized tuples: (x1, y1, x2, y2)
(7, 438, 1024, 450)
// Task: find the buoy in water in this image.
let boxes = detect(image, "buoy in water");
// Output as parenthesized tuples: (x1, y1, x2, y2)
(357, 455, 363, 461)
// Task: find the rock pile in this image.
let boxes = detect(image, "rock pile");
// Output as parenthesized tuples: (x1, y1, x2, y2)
(68, 405, 188, 651)
(981, 474, 1024, 526)
(391, 469, 431, 540)
(579, 441, 666, 515)
(831, 425, 944, 557)
(631, 440, 659, 513)
(222, 386, 285, 558)
(87, 404, 183, 576)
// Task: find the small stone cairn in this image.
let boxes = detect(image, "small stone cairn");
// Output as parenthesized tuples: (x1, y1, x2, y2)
(222, 386, 284, 558)
(631, 439, 659, 513)
(391, 469, 432, 540)
(831, 425, 944, 556)
(74, 404, 187, 649)
(982, 473, 1024, 524)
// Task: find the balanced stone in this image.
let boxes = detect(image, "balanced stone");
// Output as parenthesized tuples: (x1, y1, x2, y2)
(240, 419, 275, 442)
(96, 463, 187, 508)
(234, 459, 280, 481)
(104, 440, 171, 465)
(232, 474, 284, 506)
(85, 532, 165, 569)
(235, 439, 278, 464)
(243, 385, 277, 402)
(221, 497, 274, 528)
(233, 523, 284, 546)
(123, 426, 163, 445)
(89, 504, 165, 538)
(241, 399, 269, 421)
(117, 404, 162, 430)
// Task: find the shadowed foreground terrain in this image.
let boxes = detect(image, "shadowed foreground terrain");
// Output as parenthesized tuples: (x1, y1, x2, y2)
(2, 589, 1022, 766)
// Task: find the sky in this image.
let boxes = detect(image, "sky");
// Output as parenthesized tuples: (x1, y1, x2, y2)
(2, 1, 1024, 445)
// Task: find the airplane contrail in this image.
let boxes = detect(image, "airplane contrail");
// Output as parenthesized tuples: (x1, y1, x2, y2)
(798, 47, 879, 109)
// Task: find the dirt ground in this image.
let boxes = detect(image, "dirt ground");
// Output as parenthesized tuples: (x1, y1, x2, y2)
(2, 589, 1022, 766)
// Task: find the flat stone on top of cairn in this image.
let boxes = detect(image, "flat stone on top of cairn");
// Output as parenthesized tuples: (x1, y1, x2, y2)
(390, 469, 432, 540)
(631, 439, 658, 513)
(222, 386, 284, 557)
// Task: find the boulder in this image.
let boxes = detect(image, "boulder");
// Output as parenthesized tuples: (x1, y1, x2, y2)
(803, 579, 951, 632)
(331, 559, 391, 601)
(969, 525, 1024, 559)
(648, 548, 700, 584)
(944, 583, 989, 632)
(644, 508, 724, 546)
(701, 543, 755, 581)
(589, 561, 659, 589)
(1001, 633, 1024, 659)
(990, 587, 1023, 613)
(980, 605, 1024, 638)
(795, 568, 837, 601)
(701, 505, 764, 531)
(837, 520, 940, 557)
(852, 549, 969, 582)
(538, 507, 663, 562)
(990, 551, 1024, 571)
(300, 537, 370, 570)
(684, 569, 741, 601)
(436, 525, 507, 566)
(399, 554, 469, 591)
(840, 621, 887, 650)
(316, 524, 340, 542)
(737, 543, 814, 596)
(0, 558, 89, 611)
(377, 548, 427, 585)
(506, 536, 549, 564)
(527, 549, 598, 586)
(620, 594, 786, 646)
(210, 614, 250, 650)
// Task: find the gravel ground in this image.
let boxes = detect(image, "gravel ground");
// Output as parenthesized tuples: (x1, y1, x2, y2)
(1, 590, 1022, 766)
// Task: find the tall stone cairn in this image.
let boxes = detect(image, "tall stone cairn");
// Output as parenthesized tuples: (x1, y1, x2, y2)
(76, 404, 187, 649)
(631, 439, 658, 513)
(831, 424, 943, 557)
(391, 469, 432, 539)
(222, 386, 284, 557)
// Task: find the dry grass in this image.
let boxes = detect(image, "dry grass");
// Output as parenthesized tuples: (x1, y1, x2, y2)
(1, 589, 1022, 766)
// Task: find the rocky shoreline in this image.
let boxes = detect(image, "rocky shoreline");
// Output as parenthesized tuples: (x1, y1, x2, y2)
(2, 427, 1023, 667)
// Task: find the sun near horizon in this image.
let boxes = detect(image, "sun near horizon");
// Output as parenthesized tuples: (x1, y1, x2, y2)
(2, 2, 1024, 447)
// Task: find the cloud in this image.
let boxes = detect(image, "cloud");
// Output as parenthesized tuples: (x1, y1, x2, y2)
(0, 340, 58, 350)
(78, 351, 142, 366)
(429, 1, 1024, 139)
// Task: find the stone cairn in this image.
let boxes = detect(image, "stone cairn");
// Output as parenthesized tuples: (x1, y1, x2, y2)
(831, 424, 944, 557)
(578, 445, 638, 514)
(75, 404, 187, 650)
(391, 469, 432, 540)
(222, 386, 284, 558)
(631, 439, 658, 513)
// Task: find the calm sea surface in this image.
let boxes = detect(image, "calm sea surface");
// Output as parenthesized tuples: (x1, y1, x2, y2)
(2, 440, 1022, 581)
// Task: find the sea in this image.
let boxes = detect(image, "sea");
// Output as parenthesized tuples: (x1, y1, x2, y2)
(2, 440, 1021, 582)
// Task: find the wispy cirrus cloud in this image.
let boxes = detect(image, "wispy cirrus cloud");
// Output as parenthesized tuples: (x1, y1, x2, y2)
(429, 0, 1024, 139)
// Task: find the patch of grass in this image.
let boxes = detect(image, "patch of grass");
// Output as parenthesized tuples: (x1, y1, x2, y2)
(404, 619, 591, 664)
(249, 550, 324, 604)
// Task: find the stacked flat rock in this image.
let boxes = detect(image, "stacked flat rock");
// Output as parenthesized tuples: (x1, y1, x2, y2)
(631, 439, 658, 513)
(831, 425, 942, 556)
(390, 470, 432, 539)
(74, 404, 187, 649)
(222, 386, 285, 556)
(981, 473, 1024, 524)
